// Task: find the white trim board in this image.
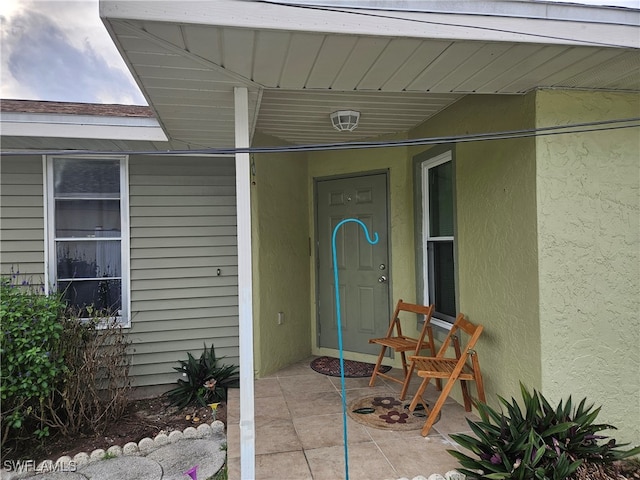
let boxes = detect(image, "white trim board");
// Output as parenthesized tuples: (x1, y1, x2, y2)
(1, 113, 167, 142)
(234, 86, 256, 480)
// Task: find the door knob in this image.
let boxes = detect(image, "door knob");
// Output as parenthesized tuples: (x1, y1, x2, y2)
(378, 275, 387, 283)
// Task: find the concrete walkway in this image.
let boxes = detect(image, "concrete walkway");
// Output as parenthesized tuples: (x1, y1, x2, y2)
(1, 422, 226, 480)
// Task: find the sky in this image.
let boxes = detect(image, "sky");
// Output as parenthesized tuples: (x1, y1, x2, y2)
(1, 0, 638, 106)
(1, 0, 146, 104)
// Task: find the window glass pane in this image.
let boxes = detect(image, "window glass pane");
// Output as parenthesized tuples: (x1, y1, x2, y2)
(59, 279, 122, 316)
(54, 158, 120, 197)
(55, 199, 121, 238)
(429, 161, 453, 237)
(57, 241, 121, 279)
(429, 241, 456, 318)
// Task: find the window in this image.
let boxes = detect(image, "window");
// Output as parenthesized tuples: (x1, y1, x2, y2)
(46, 156, 129, 325)
(416, 150, 457, 324)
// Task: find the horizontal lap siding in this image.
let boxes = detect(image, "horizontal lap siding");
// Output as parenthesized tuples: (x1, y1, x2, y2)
(128, 156, 239, 388)
(0, 156, 45, 280)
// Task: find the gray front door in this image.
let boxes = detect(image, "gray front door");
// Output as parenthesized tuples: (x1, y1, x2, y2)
(316, 173, 390, 355)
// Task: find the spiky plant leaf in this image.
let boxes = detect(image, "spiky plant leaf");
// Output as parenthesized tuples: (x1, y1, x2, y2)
(541, 422, 577, 437)
(166, 343, 239, 408)
(447, 384, 640, 478)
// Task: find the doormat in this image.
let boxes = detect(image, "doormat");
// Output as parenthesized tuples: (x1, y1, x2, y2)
(310, 356, 391, 378)
(347, 395, 440, 431)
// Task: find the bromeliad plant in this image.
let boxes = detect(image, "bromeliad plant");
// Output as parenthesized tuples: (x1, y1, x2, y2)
(448, 383, 640, 479)
(167, 343, 239, 409)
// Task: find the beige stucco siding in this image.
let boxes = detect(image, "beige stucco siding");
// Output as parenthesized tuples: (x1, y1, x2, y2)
(123, 155, 239, 387)
(535, 90, 640, 444)
(0, 155, 45, 280)
(251, 133, 311, 377)
(409, 94, 541, 406)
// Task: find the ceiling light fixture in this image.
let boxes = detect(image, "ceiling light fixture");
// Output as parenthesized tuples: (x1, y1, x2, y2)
(330, 110, 360, 132)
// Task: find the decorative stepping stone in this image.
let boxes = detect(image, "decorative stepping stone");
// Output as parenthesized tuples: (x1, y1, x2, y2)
(28, 473, 86, 480)
(147, 439, 225, 480)
(77, 456, 162, 480)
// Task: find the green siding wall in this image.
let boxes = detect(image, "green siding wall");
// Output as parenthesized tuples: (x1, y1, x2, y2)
(0, 156, 45, 280)
(0, 154, 239, 390)
(128, 155, 239, 387)
(535, 90, 640, 444)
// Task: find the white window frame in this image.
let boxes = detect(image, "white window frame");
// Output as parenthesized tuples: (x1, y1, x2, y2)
(421, 151, 456, 329)
(44, 155, 131, 327)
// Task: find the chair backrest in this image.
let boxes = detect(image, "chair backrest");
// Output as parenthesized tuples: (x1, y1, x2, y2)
(388, 300, 434, 353)
(435, 313, 483, 360)
(397, 300, 434, 320)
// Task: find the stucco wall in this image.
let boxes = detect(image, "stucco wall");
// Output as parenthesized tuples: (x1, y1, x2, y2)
(252, 133, 312, 377)
(409, 93, 541, 406)
(536, 90, 640, 444)
(306, 138, 416, 364)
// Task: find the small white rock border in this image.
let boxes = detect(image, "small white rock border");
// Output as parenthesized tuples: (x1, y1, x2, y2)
(387, 471, 466, 480)
(0, 420, 225, 479)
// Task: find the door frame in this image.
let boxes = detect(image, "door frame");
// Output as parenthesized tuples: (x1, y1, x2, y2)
(312, 169, 392, 357)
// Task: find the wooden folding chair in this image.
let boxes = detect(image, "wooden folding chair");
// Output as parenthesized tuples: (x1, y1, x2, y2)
(368, 300, 438, 393)
(403, 313, 485, 436)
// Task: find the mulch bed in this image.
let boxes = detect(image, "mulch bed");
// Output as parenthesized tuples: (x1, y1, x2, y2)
(572, 460, 640, 479)
(1, 398, 227, 465)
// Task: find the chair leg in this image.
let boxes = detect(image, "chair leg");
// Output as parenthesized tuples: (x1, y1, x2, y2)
(369, 346, 387, 387)
(460, 379, 472, 412)
(472, 356, 486, 404)
(400, 351, 408, 377)
(425, 332, 442, 391)
(399, 361, 416, 401)
(408, 377, 432, 412)
(420, 377, 457, 436)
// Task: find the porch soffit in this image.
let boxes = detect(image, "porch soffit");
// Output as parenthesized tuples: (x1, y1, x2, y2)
(103, 6, 640, 147)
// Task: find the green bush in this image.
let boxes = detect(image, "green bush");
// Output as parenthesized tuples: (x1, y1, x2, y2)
(448, 383, 640, 479)
(167, 343, 239, 409)
(1, 274, 131, 455)
(0, 275, 67, 442)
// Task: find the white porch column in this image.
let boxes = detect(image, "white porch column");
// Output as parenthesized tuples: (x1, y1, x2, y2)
(234, 86, 255, 480)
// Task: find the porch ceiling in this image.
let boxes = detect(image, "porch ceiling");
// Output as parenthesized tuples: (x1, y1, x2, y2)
(102, 2, 640, 148)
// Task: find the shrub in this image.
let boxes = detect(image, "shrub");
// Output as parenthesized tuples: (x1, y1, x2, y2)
(448, 383, 640, 479)
(1, 275, 131, 454)
(0, 275, 66, 444)
(40, 308, 132, 436)
(167, 343, 239, 409)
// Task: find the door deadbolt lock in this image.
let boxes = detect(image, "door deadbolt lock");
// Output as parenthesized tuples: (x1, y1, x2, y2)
(379, 264, 386, 270)
(378, 275, 387, 283)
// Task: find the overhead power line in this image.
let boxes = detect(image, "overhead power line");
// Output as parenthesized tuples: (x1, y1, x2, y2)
(1, 118, 638, 157)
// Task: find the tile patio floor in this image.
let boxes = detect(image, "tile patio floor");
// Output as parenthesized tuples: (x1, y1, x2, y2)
(227, 356, 479, 480)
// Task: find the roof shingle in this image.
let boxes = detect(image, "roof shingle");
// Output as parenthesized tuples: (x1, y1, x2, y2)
(0, 99, 155, 118)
